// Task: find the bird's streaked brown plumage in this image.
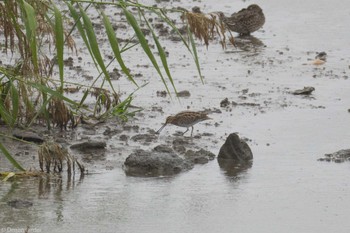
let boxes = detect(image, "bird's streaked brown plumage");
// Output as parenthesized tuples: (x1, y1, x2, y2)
(218, 4, 265, 35)
(156, 111, 211, 136)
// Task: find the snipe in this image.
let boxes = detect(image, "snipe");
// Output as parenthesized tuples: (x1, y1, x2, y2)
(218, 4, 265, 36)
(156, 111, 211, 137)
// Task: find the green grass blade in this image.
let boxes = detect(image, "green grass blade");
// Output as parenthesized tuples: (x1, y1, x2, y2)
(0, 102, 13, 126)
(78, 89, 90, 109)
(66, 3, 96, 66)
(53, 4, 64, 93)
(157, 9, 191, 51)
(0, 142, 26, 171)
(122, 6, 170, 94)
(79, 6, 116, 93)
(21, 0, 38, 73)
(141, 11, 177, 94)
(29, 82, 77, 106)
(10, 81, 19, 127)
(187, 25, 203, 83)
(101, 11, 138, 87)
(27, 95, 52, 128)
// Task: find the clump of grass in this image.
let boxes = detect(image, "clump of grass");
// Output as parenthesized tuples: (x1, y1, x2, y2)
(89, 87, 120, 116)
(48, 98, 75, 131)
(184, 11, 235, 49)
(38, 141, 85, 175)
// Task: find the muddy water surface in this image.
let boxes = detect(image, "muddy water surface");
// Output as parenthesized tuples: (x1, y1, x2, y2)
(1, 0, 350, 232)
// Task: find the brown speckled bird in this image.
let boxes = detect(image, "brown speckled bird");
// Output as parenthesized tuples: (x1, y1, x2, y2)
(156, 111, 211, 137)
(218, 4, 265, 36)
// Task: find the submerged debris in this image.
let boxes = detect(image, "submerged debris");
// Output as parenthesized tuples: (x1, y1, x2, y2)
(318, 149, 350, 163)
(38, 141, 85, 175)
(291, 86, 315, 95)
(7, 199, 33, 209)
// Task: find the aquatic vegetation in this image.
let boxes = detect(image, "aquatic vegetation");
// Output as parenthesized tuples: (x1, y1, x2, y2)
(38, 141, 85, 175)
(0, 0, 225, 170)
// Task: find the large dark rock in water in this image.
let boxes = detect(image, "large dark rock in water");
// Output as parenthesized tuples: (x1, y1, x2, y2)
(218, 133, 253, 161)
(124, 145, 193, 177)
(318, 149, 350, 163)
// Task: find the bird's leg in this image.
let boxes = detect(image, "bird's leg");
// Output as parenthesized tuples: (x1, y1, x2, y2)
(190, 126, 194, 137)
(182, 127, 189, 136)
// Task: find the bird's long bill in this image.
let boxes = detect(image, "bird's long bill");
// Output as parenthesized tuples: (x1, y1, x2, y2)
(156, 123, 167, 134)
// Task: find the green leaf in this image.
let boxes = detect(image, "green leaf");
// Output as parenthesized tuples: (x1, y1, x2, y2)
(29, 82, 77, 106)
(122, 6, 171, 94)
(187, 25, 203, 83)
(53, 4, 64, 93)
(66, 2, 97, 67)
(0, 102, 13, 126)
(101, 11, 138, 86)
(141, 11, 177, 94)
(0, 142, 25, 171)
(21, 0, 38, 73)
(79, 5, 116, 93)
(10, 80, 19, 127)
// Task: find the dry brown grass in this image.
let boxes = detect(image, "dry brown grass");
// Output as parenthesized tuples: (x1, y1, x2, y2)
(0, 0, 75, 77)
(184, 12, 235, 49)
(38, 141, 85, 175)
(90, 87, 120, 115)
(48, 98, 79, 130)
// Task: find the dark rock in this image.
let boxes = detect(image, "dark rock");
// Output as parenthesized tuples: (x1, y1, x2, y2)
(318, 149, 350, 163)
(70, 141, 106, 151)
(220, 98, 230, 107)
(173, 144, 186, 154)
(192, 6, 202, 13)
(176, 90, 191, 97)
(63, 57, 74, 67)
(218, 133, 253, 161)
(7, 199, 33, 209)
(154, 144, 174, 153)
(119, 135, 128, 141)
(103, 127, 122, 137)
(315, 52, 327, 61)
(172, 138, 190, 147)
(131, 134, 157, 143)
(124, 146, 193, 177)
(109, 68, 121, 80)
(292, 86, 315, 95)
(140, 28, 151, 36)
(172, 138, 188, 153)
(184, 149, 216, 164)
(156, 90, 167, 97)
(13, 130, 44, 144)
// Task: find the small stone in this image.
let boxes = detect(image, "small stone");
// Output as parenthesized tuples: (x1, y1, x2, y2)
(70, 141, 106, 150)
(13, 130, 44, 144)
(7, 199, 33, 209)
(220, 98, 230, 107)
(292, 86, 315, 95)
(176, 90, 191, 97)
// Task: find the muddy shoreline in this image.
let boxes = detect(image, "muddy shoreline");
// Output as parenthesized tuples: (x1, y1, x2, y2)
(1, 0, 350, 232)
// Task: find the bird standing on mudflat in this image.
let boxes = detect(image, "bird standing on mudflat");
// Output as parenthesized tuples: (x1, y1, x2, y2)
(218, 4, 265, 36)
(156, 111, 211, 137)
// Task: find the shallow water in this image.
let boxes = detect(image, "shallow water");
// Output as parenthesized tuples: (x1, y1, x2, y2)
(1, 0, 350, 232)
